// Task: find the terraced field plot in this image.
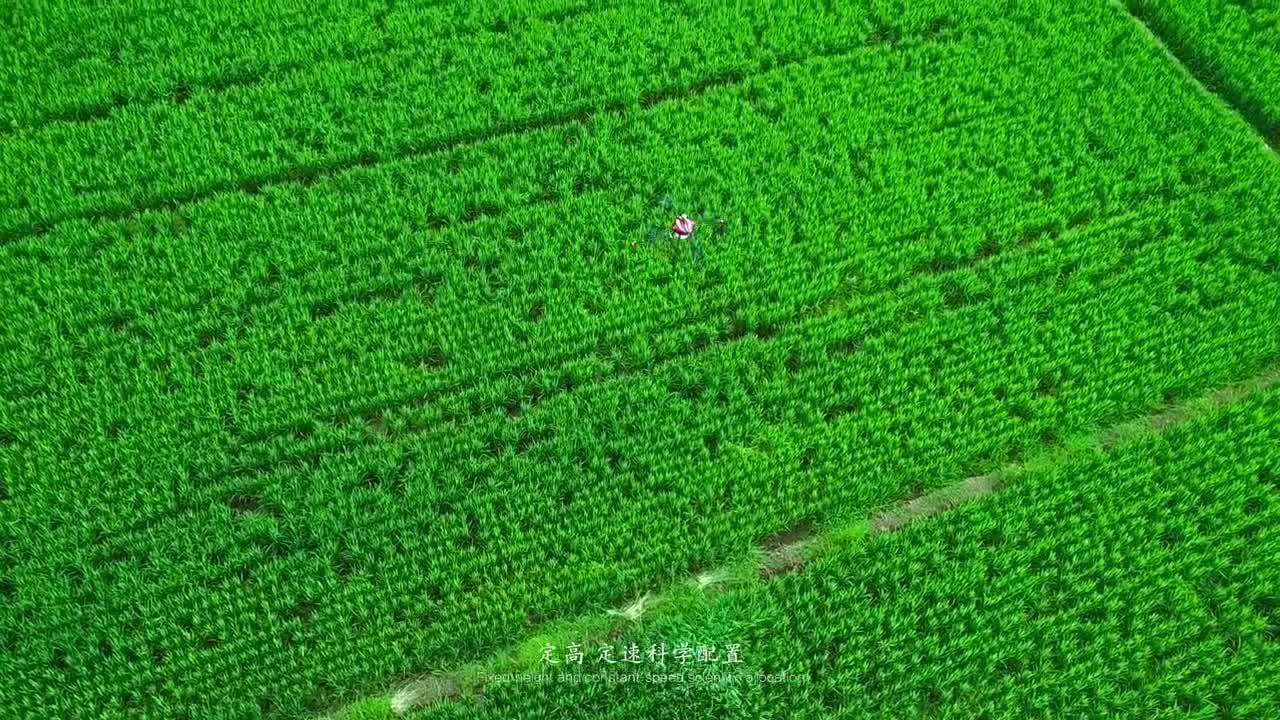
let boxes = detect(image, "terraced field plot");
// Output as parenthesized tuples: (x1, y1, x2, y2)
(1, 1, 1279, 719)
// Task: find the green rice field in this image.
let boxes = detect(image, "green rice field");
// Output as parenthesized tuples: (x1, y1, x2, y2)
(1, 1, 1278, 718)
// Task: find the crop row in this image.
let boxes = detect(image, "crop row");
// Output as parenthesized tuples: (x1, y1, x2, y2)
(0, 67, 1042, 357)
(0, 0, 575, 132)
(417, 373, 1280, 720)
(0, 35, 1032, 370)
(0, 0, 1233, 420)
(0, 30, 1080, 532)
(0, 13, 1255, 519)
(0, 1, 1000, 240)
(1123, 0, 1280, 149)
(1, 147, 1260, 575)
(4, 1, 1280, 717)
(2, 170, 1252, 557)
(4, 189, 1278, 716)
(0, 192, 1167, 572)
(0, 24, 1015, 397)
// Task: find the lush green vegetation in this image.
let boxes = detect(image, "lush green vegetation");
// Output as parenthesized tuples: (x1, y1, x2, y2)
(1123, 0, 1280, 149)
(0, 0, 965, 238)
(2, 1, 1279, 718)
(419, 376, 1280, 719)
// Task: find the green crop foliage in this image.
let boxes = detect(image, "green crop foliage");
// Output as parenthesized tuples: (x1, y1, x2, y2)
(1122, 0, 1280, 149)
(333, 697, 393, 720)
(416, 382, 1280, 719)
(1, 0, 1279, 718)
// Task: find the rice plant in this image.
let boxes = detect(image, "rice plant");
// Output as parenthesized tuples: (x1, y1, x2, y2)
(1, 0, 1279, 718)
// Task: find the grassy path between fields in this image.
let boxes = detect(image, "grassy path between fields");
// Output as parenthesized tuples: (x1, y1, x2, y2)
(323, 362, 1280, 719)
